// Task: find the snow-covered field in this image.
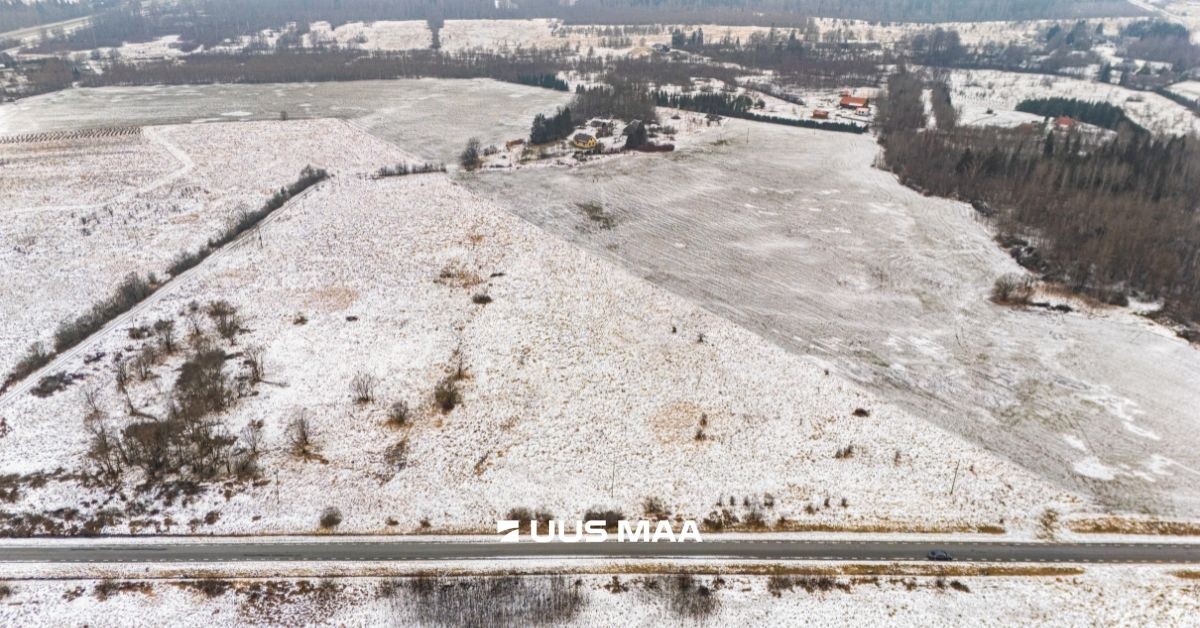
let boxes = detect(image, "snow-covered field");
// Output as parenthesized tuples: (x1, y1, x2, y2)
(0, 80, 570, 164)
(945, 68, 1200, 135)
(0, 567, 1196, 627)
(465, 117, 1200, 519)
(1167, 79, 1200, 102)
(0, 170, 1085, 536)
(0, 119, 410, 377)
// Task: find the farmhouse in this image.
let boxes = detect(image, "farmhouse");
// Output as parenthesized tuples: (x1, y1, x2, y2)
(571, 132, 597, 149)
(839, 95, 869, 109)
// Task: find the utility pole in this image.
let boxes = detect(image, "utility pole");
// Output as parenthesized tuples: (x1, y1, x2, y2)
(949, 460, 960, 496)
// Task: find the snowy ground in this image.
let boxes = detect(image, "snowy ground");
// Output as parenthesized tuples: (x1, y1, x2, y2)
(0, 80, 570, 164)
(464, 116, 1200, 519)
(0, 119, 410, 377)
(0, 170, 1085, 536)
(945, 68, 1200, 135)
(1167, 79, 1200, 102)
(0, 566, 1195, 627)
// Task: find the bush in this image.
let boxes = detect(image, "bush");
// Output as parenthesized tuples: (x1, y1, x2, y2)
(3, 342, 54, 391)
(387, 401, 411, 427)
(288, 412, 315, 456)
(583, 508, 624, 530)
(319, 507, 342, 529)
(507, 507, 553, 533)
(403, 576, 584, 626)
(54, 273, 157, 352)
(991, 274, 1036, 305)
(459, 137, 482, 171)
(434, 376, 461, 412)
(350, 372, 377, 405)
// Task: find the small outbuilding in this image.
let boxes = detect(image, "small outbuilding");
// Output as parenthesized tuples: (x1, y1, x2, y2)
(812, 109, 830, 119)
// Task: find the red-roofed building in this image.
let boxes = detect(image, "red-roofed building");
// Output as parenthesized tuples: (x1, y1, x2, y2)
(839, 95, 869, 109)
(1055, 115, 1076, 128)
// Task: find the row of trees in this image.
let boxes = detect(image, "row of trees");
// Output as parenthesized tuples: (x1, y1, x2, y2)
(87, 49, 571, 89)
(653, 89, 868, 133)
(879, 71, 1200, 323)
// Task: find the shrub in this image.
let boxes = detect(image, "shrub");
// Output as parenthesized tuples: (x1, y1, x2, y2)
(3, 342, 54, 391)
(187, 579, 231, 598)
(655, 575, 718, 619)
(319, 507, 342, 529)
(403, 575, 583, 626)
(167, 249, 205, 276)
(350, 372, 377, 405)
(643, 496, 670, 520)
(583, 508, 624, 531)
(507, 507, 553, 533)
(384, 440, 409, 471)
(471, 293, 493, 305)
(288, 412, 315, 456)
(459, 137, 482, 170)
(387, 401, 410, 427)
(0, 583, 12, 599)
(991, 274, 1036, 305)
(434, 376, 461, 412)
(54, 273, 156, 352)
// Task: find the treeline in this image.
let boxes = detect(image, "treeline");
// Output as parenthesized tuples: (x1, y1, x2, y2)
(572, 81, 659, 122)
(879, 71, 1200, 324)
(653, 90, 868, 133)
(515, 73, 568, 91)
(85, 50, 571, 89)
(532, 0, 1140, 24)
(671, 27, 883, 87)
(374, 162, 446, 177)
(0, 0, 92, 33)
(530, 107, 575, 144)
(1015, 97, 1141, 132)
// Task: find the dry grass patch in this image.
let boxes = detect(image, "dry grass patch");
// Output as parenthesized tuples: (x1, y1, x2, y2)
(1068, 517, 1200, 536)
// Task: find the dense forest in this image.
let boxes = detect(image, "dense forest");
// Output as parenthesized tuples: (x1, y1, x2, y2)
(878, 71, 1200, 327)
(1015, 97, 1142, 132)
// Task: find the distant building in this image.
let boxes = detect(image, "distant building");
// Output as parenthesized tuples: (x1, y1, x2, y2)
(839, 95, 869, 109)
(812, 109, 830, 119)
(1055, 115, 1077, 128)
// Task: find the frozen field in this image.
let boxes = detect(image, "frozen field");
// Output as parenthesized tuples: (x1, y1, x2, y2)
(0, 119, 410, 377)
(1, 567, 1196, 627)
(0, 79, 569, 163)
(945, 68, 1200, 135)
(0, 173, 1081, 536)
(464, 118, 1200, 518)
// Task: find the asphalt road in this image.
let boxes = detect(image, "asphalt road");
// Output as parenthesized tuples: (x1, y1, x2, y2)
(1, 539, 1198, 564)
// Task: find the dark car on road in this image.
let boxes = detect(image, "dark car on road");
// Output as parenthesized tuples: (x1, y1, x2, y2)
(927, 549, 953, 561)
